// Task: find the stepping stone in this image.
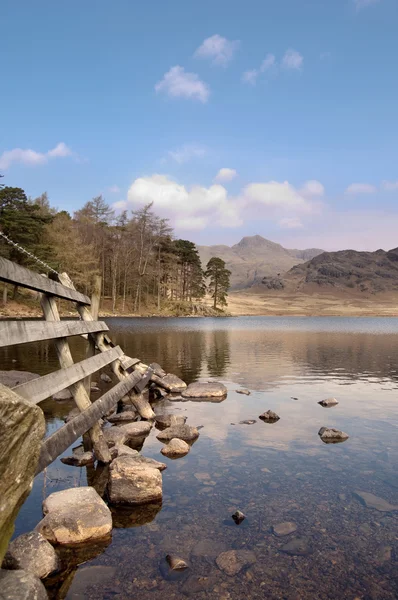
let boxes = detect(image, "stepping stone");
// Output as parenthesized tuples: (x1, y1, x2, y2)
(182, 382, 227, 398)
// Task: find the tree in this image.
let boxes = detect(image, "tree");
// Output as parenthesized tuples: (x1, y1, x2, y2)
(205, 257, 231, 310)
(174, 240, 205, 302)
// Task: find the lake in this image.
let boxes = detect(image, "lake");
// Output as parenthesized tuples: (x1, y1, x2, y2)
(2, 316, 398, 599)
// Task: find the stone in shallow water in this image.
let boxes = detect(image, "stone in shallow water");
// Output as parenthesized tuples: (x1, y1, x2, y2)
(2, 531, 59, 579)
(36, 486, 112, 545)
(107, 411, 138, 424)
(232, 510, 246, 525)
(155, 374, 187, 393)
(239, 420, 256, 425)
(318, 427, 349, 443)
(318, 397, 339, 407)
(52, 388, 73, 401)
(157, 424, 199, 442)
(100, 373, 112, 383)
(216, 550, 256, 576)
(354, 490, 398, 512)
(272, 521, 297, 537)
(161, 438, 190, 458)
(259, 410, 280, 422)
(166, 555, 189, 571)
(0, 569, 48, 600)
(155, 414, 187, 430)
(280, 537, 313, 556)
(108, 457, 162, 505)
(182, 382, 227, 398)
(60, 451, 94, 467)
(236, 389, 251, 395)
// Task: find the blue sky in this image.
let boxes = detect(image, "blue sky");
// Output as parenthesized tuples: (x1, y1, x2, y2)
(1, 0, 397, 250)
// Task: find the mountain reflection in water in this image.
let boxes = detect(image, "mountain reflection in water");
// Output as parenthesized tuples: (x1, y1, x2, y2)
(2, 317, 397, 600)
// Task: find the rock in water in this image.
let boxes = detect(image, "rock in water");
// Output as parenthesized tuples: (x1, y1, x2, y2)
(236, 389, 251, 395)
(104, 421, 151, 448)
(2, 532, 59, 579)
(127, 455, 167, 472)
(0, 384, 45, 563)
(318, 427, 349, 443)
(0, 370, 39, 388)
(166, 555, 189, 571)
(36, 487, 112, 545)
(182, 382, 227, 398)
(61, 451, 95, 467)
(239, 420, 256, 425)
(318, 398, 339, 408)
(157, 424, 199, 442)
(107, 411, 138, 424)
(161, 438, 190, 458)
(155, 414, 187, 430)
(259, 410, 280, 422)
(272, 522, 297, 537)
(0, 569, 48, 600)
(112, 445, 140, 459)
(153, 374, 187, 393)
(100, 373, 112, 384)
(52, 388, 73, 401)
(108, 457, 163, 505)
(280, 537, 312, 556)
(232, 510, 246, 525)
(354, 490, 398, 512)
(216, 550, 256, 576)
(151, 363, 167, 378)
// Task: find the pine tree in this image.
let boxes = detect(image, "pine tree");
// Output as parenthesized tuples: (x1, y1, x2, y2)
(205, 257, 231, 310)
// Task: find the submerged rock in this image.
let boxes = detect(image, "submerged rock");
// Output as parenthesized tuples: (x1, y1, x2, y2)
(0, 569, 48, 600)
(318, 427, 349, 443)
(161, 438, 190, 458)
(100, 373, 112, 384)
(107, 411, 138, 424)
(0, 370, 39, 388)
(52, 388, 73, 401)
(182, 382, 227, 399)
(157, 424, 199, 443)
(155, 414, 187, 430)
(108, 457, 162, 505)
(2, 531, 59, 579)
(153, 373, 187, 393)
(36, 486, 112, 545)
(63, 407, 80, 423)
(166, 555, 189, 571)
(239, 420, 256, 425)
(236, 389, 251, 395)
(318, 397, 339, 408)
(216, 550, 256, 576)
(280, 537, 313, 556)
(259, 410, 280, 422)
(272, 522, 297, 537)
(354, 490, 398, 512)
(232, 510, 246, 525)
(60, 451, 95, 467)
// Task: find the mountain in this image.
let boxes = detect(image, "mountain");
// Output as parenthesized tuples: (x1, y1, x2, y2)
(261, 247, 398, 294)
(198, 235, 324, 289)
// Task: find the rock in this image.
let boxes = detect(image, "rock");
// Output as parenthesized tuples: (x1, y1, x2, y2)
(107, 411, 138, 424)
(36, 486, 112, 545)
(318, 397, 339, 407)
(318, 427, 349, 443)
(63, 407, 80, 423)
(155, 414, 187, 430)
(149, 386, 167, 401)
(128, 455, 167, 471)
(52, 388, 73, 400)
(272, 522, 297, 537)
(236, 389, 251, 395)
(103, 427, 126, 447)
(0, 569, 48, 600)
(280, 537, 312, 556)
(113, 444, 140, 458)
(354, 490, 398, 512)
(0, 370, 39, 388)
(239, 420, 256, 425)
(216, 550, 256, 576)
(153, 373, 187, 393)
(259, 410, 280, 422)
(60, 451, 95, 467)
(232, 510, 246, 525)
(100, 373, 112, 383)
(157, 424, 199, 443)
(2, 532, 59, 579)
(166, 555, 189, 571)
(90, 386, 100, 392)
(0, 384, 45, 563)
(108, 457, 162, 505)
(182, 382, 227, 398)
(161, 438, 190, 458)
(291, 397, 299, 401)
(104, 421, 151, 448)
(151, 363, 166, 378)
(375, 545, 392, 563)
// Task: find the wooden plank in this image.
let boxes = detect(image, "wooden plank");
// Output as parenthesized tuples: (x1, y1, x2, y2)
(13, 346, 123, 404)
(36, 369, 146, 473)
(0, 257, 91, 305)
(135, 365, 154, 392)
(84, 275, 102, 394)
(0, 320, 109, 348)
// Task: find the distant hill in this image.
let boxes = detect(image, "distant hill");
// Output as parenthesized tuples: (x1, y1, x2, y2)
(198, 235, 324, 289)
(261, 248, 398, 294)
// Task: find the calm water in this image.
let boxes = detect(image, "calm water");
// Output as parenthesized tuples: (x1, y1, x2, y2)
(3, 317, 398, 599)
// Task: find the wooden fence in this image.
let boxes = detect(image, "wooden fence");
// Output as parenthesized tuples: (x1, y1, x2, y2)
(0, 257, 155, 473)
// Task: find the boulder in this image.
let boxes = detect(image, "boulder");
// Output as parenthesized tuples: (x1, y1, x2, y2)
(318, 398, 339, 408)
(104, 421, 151, 448)
(152, 373, 187, 393)
(0, 384, 45, 563)
(103, 427, 126, 447)
(112, 444, 140, 458)
(155, 414, 187, 430)
(182, 382, 227, 398)
(151, 363, 166, 378)
(0, 569, 48, 600)
(318, 427, 349, 443)
(125, 455, 167, 471)
(100, 373, 112, 384)
(0, 370, 40, 388)
(107, 411, 138, 424)
(108, 457, 162, 505)
(60, 451, 95, 467)
(36, 487, 112, 545)
(2, 531, 59, 579)
(216, 550, 256, 576)
(259, 410, 280, 422)
(157, 424, 199, 443)
(272, 522, 297, 537)
(161, 438, 190, 458)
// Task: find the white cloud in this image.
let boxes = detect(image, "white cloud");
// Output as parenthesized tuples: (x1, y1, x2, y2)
(215, 168, 237, 182)
(300, 180, 325, 197)
(381, 180, 398, 191)
(345, 183, 377, 194)
(260, 54, 276, 72)
(194, 34, 239, 66)
(155, 66, 210, 103)
(113, 200, 128, 210)
(108, 185, 121, 193)
(279, 217, 304, 229)
(282, 49, 304, 70)
(242, 69, 259, 85)
(0, 142, 73, 170)
(242, 181, 314, 213)
(168, 144, 206, 164)
(354, 0, 380, 10)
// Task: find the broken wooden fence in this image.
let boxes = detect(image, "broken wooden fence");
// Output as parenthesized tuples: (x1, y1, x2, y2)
(0, 256, 156, 474)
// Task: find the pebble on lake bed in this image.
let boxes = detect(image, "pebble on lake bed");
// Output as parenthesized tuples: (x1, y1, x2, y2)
(318, 427, 349, 443)
(236, 389, 251, 395)
(166, 555, 189, 571)
(272, 522, 297, 537)
(318, 397, 339, 407)
(259, 410, 280, 422)
(232, 510, 246, 525)
(239, 420, 256, 425)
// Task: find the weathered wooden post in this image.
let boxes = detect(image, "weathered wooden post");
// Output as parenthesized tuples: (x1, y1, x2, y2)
(84, 275, 102, 395)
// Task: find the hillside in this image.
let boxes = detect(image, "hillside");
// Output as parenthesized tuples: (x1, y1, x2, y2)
(198, 235, 323, 289)
(261, 247, 398, 294)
